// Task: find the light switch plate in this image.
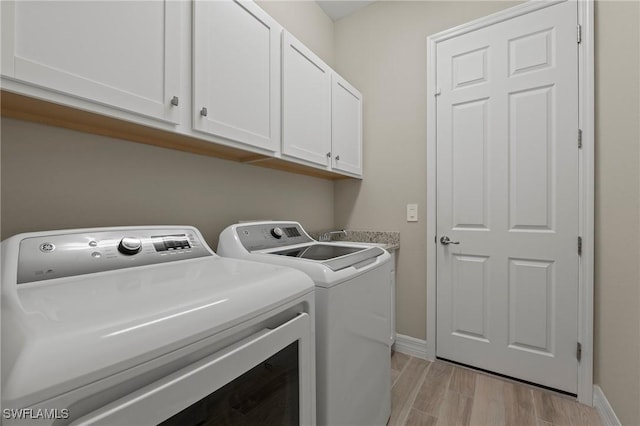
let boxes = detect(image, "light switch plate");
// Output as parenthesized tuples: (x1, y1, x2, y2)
(407, 204, 418, 222)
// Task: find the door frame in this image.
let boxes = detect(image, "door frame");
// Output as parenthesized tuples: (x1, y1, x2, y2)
(425, 0, 594, 405)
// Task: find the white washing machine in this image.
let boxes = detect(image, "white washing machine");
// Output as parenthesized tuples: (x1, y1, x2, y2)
(1, 226, 316, 425)
(218, 221, 392, 426)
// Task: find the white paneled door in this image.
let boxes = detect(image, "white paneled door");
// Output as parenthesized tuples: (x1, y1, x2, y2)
(436, 1, 579, 393)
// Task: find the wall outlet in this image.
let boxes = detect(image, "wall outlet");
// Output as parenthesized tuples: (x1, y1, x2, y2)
(407, 204, 418, 222)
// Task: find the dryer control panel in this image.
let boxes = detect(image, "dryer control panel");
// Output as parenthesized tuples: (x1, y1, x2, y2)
(15, 227, 212, 284)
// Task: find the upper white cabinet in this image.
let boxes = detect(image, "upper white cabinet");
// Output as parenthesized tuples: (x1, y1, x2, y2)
(282, 32, 363, 177)
(0, 0, 363, 179)
(193, 0, 281, 152)
(331, 74, 363, 176)
(1, 0, 181, 124)
(282, 31, 332, 167)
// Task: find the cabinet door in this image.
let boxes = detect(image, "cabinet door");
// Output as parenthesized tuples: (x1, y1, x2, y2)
(1, 1, 181, 124)
(282, 32, 331, 166)
(331, 74, 363, 176)
(193, 0, 281, 152)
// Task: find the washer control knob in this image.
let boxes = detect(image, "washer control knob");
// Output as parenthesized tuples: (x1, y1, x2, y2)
(118, 237, 142, 255)
(271, 227, 284, 239)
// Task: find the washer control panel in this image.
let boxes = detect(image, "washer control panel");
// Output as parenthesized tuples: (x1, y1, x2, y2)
(270, 227, 284, 239)
(237, 222, 312, 251)
(16, 228, 212, 284)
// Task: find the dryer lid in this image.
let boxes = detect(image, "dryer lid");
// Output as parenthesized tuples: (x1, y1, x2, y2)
(1, 256, 313, 408)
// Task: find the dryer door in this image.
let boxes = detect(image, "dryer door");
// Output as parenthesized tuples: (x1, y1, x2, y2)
(72, 313, 314, 426)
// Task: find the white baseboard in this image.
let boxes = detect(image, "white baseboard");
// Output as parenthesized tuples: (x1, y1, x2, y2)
(393, 334, 429, 360)
(593, 385, 621, 426)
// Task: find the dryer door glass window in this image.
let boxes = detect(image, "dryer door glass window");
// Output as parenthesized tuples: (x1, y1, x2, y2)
(159, 342, 299, 425)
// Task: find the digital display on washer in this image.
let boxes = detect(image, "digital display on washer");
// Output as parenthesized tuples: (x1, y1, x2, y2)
(152, 234, 191, 252)
(283, 227, 301, 238)
(272, 244, 365, 261)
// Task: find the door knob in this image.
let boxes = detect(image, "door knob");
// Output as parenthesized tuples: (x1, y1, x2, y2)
(440, 236, 460, 245)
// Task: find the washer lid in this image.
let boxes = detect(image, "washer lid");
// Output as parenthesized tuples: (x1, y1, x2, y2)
(2, 257, 313, 408)
(271, 244, 365, 260)
(271, 244, 385, 271)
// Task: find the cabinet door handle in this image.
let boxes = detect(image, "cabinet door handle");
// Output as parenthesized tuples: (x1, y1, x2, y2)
(170, 96, 179, 107)
(200, 107, 208, 117)
(326, 152, 331, 158)
(335, 155, 340, 161)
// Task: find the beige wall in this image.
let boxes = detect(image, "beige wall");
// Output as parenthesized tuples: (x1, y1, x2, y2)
(333, 1, 517, 340)
(0, 119, 334, 246)
(0, 1, 337, 245)
(256, 0, 335, 67)
(593, 2, 640, 425)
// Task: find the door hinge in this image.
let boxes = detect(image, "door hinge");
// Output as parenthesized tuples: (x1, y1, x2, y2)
(578, 129, 583, 149)
(578, 236, 583, 256)
(577, 24, 582, 44)
(576, 342, 582, 362)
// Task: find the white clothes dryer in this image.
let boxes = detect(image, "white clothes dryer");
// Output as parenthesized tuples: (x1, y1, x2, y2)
(1, 226, 315, 425)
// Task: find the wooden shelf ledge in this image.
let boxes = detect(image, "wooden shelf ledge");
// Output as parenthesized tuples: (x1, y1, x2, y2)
(1, 90, 350, 181)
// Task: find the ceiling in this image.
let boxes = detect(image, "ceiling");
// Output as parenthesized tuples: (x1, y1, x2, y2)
(316, 1, 376, 21)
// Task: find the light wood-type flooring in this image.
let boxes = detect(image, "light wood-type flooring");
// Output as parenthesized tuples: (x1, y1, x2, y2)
(389, 352, 602, 426)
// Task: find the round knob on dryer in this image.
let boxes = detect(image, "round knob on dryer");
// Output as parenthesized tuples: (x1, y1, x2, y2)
(271, 227, 284, 239)
(118, 237, 142, 255)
